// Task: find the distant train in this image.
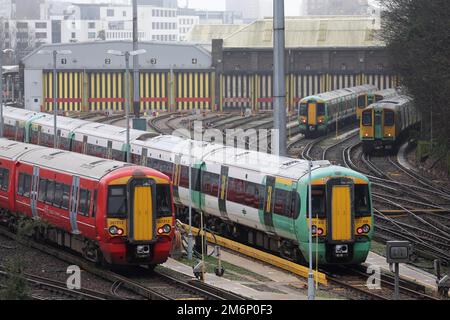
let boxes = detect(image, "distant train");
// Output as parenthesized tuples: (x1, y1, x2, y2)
(298, 85, 377, 137)
(0, 138, 174, 267)
(3, 106, 374, 265)
(367, 88, 399, 106)
(360, 95, 421, 154)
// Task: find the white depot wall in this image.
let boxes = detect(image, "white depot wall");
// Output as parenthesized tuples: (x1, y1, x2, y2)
(24, 69, 43, 112)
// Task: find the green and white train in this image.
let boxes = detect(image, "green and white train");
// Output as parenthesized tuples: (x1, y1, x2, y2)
(3, 106, 374, 265)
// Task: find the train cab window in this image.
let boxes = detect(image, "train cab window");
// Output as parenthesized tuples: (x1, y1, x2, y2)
(45, 180, 55, 204)
(307, 186, 326, 218)
(61, 185, 71, 210)
(384, 111, 395, 126)
(354, 185, 371, 217)
(156, 184, 172, 218)
(54, 183, 63, 208)
(78, 189, 91, 217)
(17, 173, 32, 198)
(317, 103, 325, 116)
(299, 103, 307, 116)
(0, 168, 9, 191)
(362, 111, 372, 126)
(107, 186, 127, 218)
(358, 94, 366, 108)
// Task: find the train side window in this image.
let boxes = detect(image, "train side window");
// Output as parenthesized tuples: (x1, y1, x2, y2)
(38, 179, 47, 202)
(244, 181, 261, 209)
(291, 192, 301, 219)
(273, 189, 291, 217)
(362, 111, 372, 126)
(354, 185, 371, 217)
(0, 168, 9, 191)
(78, 189, 90, 217)
(45, 180, 55, 204)
(92, 190, 97, 218)
(54, 183, 63, 208)
(384, 111, 394, 126)
(107, 186, 127, 218)
(18, 173, 32, 198)
(156, 184, 172, 218)
(61, 184, 71, 210)
(179, 166, 189, 188)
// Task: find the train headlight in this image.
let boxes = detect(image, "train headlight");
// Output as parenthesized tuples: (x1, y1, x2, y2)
(317, 228, 324, 236)
(157, 227, 164, 234)
(362, 224, 371, 233)
(357, 227, 363, 235)
(109, 226, 118, 235)
(163, 224, 171, 233)
(117, 228, 124, 236)
(311, 225, 317, 235)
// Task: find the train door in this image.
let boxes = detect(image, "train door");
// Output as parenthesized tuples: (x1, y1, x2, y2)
(69, 176, 81, 234)
(82, 136, 88, 154)
(374, 110, 383, 139)
(141, 148, 148, 167)
(326, 178, 354, 253)
(263, 176, 276, 234)
(30, 166, 40, 219)
(307, 102, 317, 125)
(107, 141, 113, 160)
(127, 178, 156, 242)
(218, 166, 229, 219)
(172, 155, 182, 204)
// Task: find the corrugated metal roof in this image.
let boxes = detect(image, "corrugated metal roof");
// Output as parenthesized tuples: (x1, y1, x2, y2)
(223, 16, 383, 48)
(186, 24, 246, 44)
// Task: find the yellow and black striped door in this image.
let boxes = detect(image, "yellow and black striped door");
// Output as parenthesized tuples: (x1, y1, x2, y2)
(87, 71, 126, 111)
(175, 72, 211, 111)
(43, 71, 83, 112)
(139, 72, 168, 112)
(222, 74, 252, 111)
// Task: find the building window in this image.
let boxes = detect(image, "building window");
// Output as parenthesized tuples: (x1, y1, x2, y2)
(122, 11, 126, 17)
(107, 9, 114, 17)
(88, 22, 95, 29)
(35, 32, 47, 39)
(71, 32, 76, 39)
(88, 32, 96, 39)
(35, 22, 47, 29)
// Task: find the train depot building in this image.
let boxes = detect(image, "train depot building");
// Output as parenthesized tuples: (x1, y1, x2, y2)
(21, 16, 396, 114)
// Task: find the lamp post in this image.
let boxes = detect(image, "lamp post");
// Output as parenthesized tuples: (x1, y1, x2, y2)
(37, 49, 72, 148)
(0, 48, 14, 137)
(308, 159, 315, 300)
(107, 49, 146, 163)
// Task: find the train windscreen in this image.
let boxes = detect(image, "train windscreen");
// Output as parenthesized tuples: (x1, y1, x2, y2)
(299, 103, 308, 116)
(317, 103, 325, 116)
(107, 185, 128, 218)
(362, 111, 372, 126)
(156, 184, 172, 218)
(307, 186, 326, 218)
(354, 184, 371, 217)
(384, 111, 395, 126)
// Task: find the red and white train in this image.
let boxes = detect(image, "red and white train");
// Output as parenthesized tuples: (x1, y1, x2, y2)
(0, 138, 174, 267)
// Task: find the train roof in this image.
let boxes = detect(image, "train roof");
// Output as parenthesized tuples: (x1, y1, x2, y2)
(18, 147, 132, 180)
(374, 88, 398, 97)
(367, 95, 412, 111)
(0, 139, 44, 161)
(72, 122, 153, 142)
(136, 135, 332, 181)
(3, 106, 44, 123)
(302, 84, 377, 103)
(31, 114, 90, 133)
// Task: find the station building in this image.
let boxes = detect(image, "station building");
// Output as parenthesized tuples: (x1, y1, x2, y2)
(21, 16, 395, 113)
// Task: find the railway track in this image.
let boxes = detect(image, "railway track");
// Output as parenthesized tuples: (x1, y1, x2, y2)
(325, 265, 439, 300)
(0, 226, 247, 301)
(0, 266, 115, 300)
